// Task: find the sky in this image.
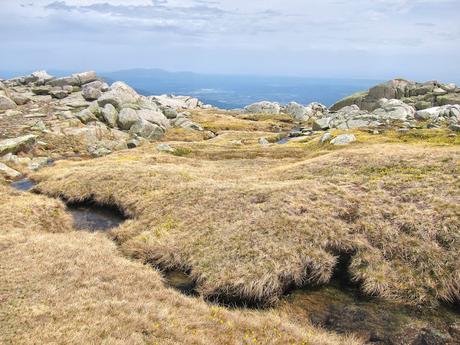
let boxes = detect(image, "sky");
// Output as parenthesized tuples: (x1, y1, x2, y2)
(0, 0, 459, 81)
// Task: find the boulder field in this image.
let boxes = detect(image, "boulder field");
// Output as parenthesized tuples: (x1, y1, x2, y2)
(0, 71, 459, 178)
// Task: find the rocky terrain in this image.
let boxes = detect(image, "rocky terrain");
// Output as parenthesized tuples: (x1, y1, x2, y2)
(1, 71, 459, 345)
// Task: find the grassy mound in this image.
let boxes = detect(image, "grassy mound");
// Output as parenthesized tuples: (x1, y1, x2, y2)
(31, 137, 460, 307)
(0, 183, 361, 345)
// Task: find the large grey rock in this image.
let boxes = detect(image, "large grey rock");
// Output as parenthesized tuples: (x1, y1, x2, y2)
(0, 135, 37, 155)
(101, 104, 118, 128)
(0, 95, 17, 111)
(50, 88, 70, 99)
(32, 85, 51, 96)
(285, 102, 311, 121)
(28, 157, 52, 171)
(331, 134, 356, 145)
(441, 83, 457, 93)
(10, 93, 30, 105)
(30, 70, 54, 84)
(172, 117, 203, 131)
(98, 82, 140, 110)
(76, 108, 98, 124)
(320, 132, 332, 143)
(150, 94, 203, 110)
(416, 105, 460, 122)
(48, 76, 80, 87)
(245, 101, 281, 114)
(118, 108, 140, 130)
(82, 85, 102, 101)
(156, 143, 175, 152)
(84, 80, 109, 92)
(137, 109, 170, 129)
(130, 119, 165, 139)
(372, 99, 415, 120)
(161, 106, 178, 119)
(369, 79, 414, 99)
(72, 71, 97, 85)
(312, 117, 331, 131)
(0, 162, 21, 178)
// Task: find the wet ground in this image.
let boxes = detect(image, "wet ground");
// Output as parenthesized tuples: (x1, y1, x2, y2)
(10, 178, 460, 344)
(10, 178, 125, 232)
(67, 202, 125, 232)
(10, 178, 36, 191)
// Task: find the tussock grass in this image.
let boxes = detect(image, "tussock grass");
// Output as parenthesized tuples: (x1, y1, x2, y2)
(31, 140, 460, 308)
(190, 110, 293, 133)
(0, 184, 361, 345)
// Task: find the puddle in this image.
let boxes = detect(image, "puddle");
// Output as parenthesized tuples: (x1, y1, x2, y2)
(281, 284, 459, 344)
(10, 178, 36, 191)
(67, 201, 126, 232)
(163, 270, 197, 296)
(277, 137, 291, 144)
(10, 179, 126, 232)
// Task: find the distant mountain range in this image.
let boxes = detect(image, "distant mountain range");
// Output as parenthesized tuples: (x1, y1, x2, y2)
(1, 68, 383, 109)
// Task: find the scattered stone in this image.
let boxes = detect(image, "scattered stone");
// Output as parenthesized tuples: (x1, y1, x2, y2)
(320, 132, 332, 143)
(30, 120, 47, 132)
(10, 93, 30, 105)
(156, 143, 175, 153)
(48, 76, 80, 88)
(372, 99, 415, 120)
(259, 137, 270, 145)
(73, 71, 97, 85)
(118, 108, 140, 130)
(0, 95, 17, 111)
(0, 162, 21, 178)
(331, 134, 356, 145)
(161, 106, 178, 119)
(24, 113, 47, 118)
(31, 70, 54, 84)
(150, 94, 204, 110)
(98, 82, 140, 110)
(82, 85, 102, 101)
(172, 117, 204, 131)
(101, 104, 118, 128)
(129, 119, 165, 139)
(28, 157, 51, 171)
(0, 135, 37, 156)
(244, 101, 281, 114)
(32, 85, 51, 96)
(76, 108, 98, 124)
(313, 117, 331, 131)
(50, 88, 70, 99)
(127, 137, 141, 149)
(137, 109, 170, 130)
(87, 144, 112, 157)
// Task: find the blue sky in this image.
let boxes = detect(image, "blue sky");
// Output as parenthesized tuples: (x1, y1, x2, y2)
(1, 0, 459, 81)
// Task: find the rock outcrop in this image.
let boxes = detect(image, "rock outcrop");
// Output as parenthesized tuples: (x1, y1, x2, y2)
(245, 101, 281, 114)
(0, 70, 210, 158)
(331, 78, 460, 112)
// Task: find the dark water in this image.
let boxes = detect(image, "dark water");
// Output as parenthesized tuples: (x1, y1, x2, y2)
(10, 178, 36, 191)
(67, 202, 125, 232)
(10, 179, 125, 232)
(163, 271, 197, 296)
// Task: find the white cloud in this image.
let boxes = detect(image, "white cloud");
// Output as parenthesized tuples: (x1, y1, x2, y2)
(0, 0, 459, 80)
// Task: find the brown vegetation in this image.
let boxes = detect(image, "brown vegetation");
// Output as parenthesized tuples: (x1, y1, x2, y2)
(31, 136, 460, 307)
(0, 183, 360, 345)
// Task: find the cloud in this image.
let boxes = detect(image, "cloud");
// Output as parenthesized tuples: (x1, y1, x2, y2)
(0, 0, 459, 80)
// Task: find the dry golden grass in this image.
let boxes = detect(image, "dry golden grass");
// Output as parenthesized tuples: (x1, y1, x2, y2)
(190, 109, 294, 133)
(31, 136, 460, 308)
(0, 184, 361, 345)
